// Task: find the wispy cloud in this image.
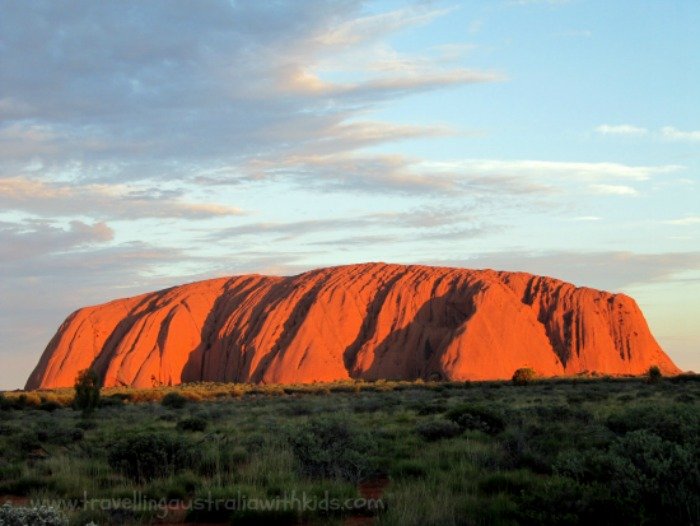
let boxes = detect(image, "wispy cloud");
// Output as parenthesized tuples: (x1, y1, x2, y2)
(660, 126, 700, 142)
(429, 250, 700, 291)
(0, 220, 114, 262)
(596, 124, 700, 142)
(316, 5, 455, 46)
(205, 207, 493, 246)
(427, 159, 676, 182)
(207, 155, 678, 196)
(0, 177, 243, 219)
(589, 184, 638, 196)
(665, 216, 700, 226)
(596, 124, 648, 136)
(569, 216, 601, 221)
(0, 1, 499, 185)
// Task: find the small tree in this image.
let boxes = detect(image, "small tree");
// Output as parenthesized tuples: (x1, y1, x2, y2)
(512, 367, 537, 386)
(74, 368, 101, 417)
(647, 365, 662, 384)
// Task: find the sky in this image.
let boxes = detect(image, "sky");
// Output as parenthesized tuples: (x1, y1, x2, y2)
(1, 0, 698, 389)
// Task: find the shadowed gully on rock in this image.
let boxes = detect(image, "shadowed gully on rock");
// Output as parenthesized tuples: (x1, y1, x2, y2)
(25, 263, 680, 389)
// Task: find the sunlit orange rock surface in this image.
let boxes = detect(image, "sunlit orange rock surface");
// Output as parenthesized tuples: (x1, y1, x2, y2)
(25, 263, 680, 389)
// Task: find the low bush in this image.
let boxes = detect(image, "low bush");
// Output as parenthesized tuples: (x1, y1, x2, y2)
(76, 420, 97, 431)
(38, 400, 62, 412)
(647, 365, 662, 383)
(36, 427, 84, 445)
(552, 430, 699, 525)
(412, 399, 447, 415)
(512, 368, 537, 386)
(107, 432, 199, 481)
(10, 431, 42, 453)
(0, 393, 12, 411)
(446, 404, 505, 435)
(606, 405, 698, 444)
(99, 394, 127, 407)
(288, 416, 380, 482)
(177, 416, 208, 432)
(161, 392, 188, 409)
(0, 503, 68, 526)
(531, 404, 592, 424)
(415, 418, 461, 441)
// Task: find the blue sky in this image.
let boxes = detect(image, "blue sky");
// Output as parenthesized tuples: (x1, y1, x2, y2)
(1, 0, 698, 389)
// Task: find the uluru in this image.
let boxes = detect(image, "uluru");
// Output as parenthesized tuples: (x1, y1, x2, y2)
(25, 263, 680, 389)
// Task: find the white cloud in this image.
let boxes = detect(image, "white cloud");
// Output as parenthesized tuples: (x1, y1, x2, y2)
(665, 216, 700, 226)
(426, 158, 678, 182)
(660, 126, 700, 142)
(217, 154, 678, 196)
(570, 216, 601, 221)
(596, 124, 700, 143)
(589, 184, 638, 196)
(596, 124, 648, 136)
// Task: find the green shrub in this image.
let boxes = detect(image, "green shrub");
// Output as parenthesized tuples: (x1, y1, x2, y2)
(99, 394, 128, 407)
(76, 419, 97, 430)
(611, 430, 698, 524)
(647, 365, 662, 383)
(36, 426, 84, 445)
(532, 404, 592, 424)
(352, 396, 389, 413)
(552, 430, 699, 525)
(0, 503, 68, 525)
(161, 392, 188, 409)
(512, 367, 537, 386)
(73, 368, 101, 417)
(107, 432, 199, 481)
(413, 399, 448, 415)
(669, 372, 700, 383)
(177, 416, 208, 432)
(288, 416, 380, 482)
(415, 418, 461, 441)
(38, 400, 62, 412)
(10, 431, 41, 453)
(0, 393, 11, 411)
(446, 404, 505, 435)
(606, 405, 698, 444)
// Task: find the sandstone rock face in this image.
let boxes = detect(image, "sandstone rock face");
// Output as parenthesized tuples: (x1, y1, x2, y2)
(25, 263, 680, 389)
